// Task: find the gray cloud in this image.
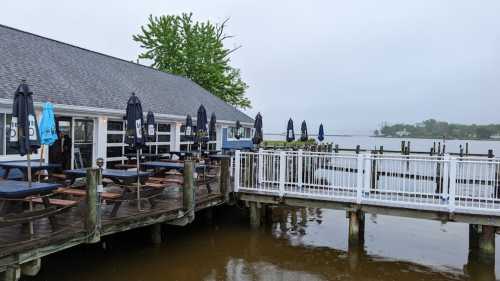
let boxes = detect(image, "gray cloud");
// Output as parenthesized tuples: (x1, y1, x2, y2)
(1, 0, 499, 135)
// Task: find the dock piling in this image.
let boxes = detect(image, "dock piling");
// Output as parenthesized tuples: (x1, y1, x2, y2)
(348, 210, 365, 248)
(249, 202, 261, 228)
(149, 224, 163, 245)
(85, 168, 100, 243)
(469, 224, 496, 264)
(183, 161, 195, 222)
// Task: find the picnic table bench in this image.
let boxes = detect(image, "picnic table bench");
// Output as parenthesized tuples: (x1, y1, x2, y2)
(0, 161, 61, 181)
(0, 180, 63, 229)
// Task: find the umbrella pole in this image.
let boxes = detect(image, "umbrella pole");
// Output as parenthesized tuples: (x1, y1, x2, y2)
(137, 148, 141, 211)
(38, 145, 44, 182)
(27, 151, 34, 236)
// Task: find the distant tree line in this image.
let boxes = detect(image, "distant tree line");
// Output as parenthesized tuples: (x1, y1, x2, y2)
(375, 119, 500, 140)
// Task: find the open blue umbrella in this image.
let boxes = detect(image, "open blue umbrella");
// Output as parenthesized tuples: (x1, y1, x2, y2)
(39, 102, 58, 146)
(286, 118, 295, 142)
(38, 102, 58, 177)
(318, 124, 325, 142)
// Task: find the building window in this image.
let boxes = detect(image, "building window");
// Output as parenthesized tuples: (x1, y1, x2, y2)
(105, 120, 172, 165)
(228, 126, 252, 140)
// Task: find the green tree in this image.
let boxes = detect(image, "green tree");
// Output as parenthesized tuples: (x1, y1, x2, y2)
(133, 13, 251, 109)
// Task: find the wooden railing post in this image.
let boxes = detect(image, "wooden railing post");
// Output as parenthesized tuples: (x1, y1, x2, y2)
(85, 168, 100, 243)
(356, 154, 364, 204)
(297, 149, 303, 188)
(183, 161, 195, 221)
(279, 150, 286, 197)
(448, 156, 457, 213)
(220, 158, 231, 203)
(234, 150, 240, 192)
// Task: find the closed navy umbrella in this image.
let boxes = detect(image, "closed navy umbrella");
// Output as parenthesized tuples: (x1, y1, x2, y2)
(253, 113, 263, 145)
(235, 120, 241, 140)
(125, 93, 144, 148)
(209, 112, 217, 142)
(146, 111, 155, 154)
(125, 92, 144, 210)
(10, 80, 40, 186)
(185, 114, 193, 151)
(300, 120, 308, 141)
(146, 111, 155, 141)
(286, 118, 295, 142)
(196, 105, 208, 147)
(318, 124, 325, 142)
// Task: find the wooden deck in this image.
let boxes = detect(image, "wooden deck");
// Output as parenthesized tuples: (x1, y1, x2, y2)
(0, 182, 226, 274)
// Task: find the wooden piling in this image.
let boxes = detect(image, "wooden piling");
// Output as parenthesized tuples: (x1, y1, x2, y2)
(469, 224, 496, 264)
(149, 224, 163, 245)
(220, 158, 231, 203)
(0, 266, 20, 281)
(249, 202, 261, 228)
(348, 210, 365, 248)
(85, 168, 100, 243)
(20, 259, 41, 277)
(183, 161, 195, 220)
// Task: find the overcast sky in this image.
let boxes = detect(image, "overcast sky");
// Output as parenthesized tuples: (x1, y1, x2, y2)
(2, 0, 500, 134)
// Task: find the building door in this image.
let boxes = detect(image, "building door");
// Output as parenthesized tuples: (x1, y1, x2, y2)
(73, 118, 94, 168)
(49, 117, 72, 171)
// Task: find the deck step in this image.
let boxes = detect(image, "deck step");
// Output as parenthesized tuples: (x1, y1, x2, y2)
(56, 188, 121, 200)
(28, 198, 77, 207)
(145, 182, 165, 189)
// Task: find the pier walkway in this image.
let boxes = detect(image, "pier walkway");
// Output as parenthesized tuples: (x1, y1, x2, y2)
(234, 149, 500, 267)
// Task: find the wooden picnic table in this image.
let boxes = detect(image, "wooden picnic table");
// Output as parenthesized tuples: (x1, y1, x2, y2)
(64, 169, 151, 185)
(0, 180, 63, 229)
(141, 161, 206, 172)
(0, 161, 61, 180)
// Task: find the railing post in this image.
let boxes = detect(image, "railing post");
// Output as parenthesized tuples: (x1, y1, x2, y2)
(234, 150, 241, 192)
(442, 154, 450, 202)
(279, 150, 286, 197)
(297, 149, 303, 188)
(363, 153, 372, 195)
(356, 154, 364, 204)
(448, 156, 457, 212)
(258, 148, 263, 185)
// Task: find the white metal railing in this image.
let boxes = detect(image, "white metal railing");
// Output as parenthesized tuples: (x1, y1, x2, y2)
(234, 150, 500, 215)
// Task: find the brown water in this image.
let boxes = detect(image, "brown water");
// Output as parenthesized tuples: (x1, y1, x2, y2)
(27, 206, 498, 281)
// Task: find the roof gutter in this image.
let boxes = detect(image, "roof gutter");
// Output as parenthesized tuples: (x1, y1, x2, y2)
(0, 98, 254, 126)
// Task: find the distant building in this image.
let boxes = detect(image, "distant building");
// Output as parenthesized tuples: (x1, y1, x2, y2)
(395, 129, 410, 137)
(0, 25, 254, 168)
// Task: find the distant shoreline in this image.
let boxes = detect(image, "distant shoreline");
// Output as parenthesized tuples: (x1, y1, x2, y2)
(371, 135, 500, 141)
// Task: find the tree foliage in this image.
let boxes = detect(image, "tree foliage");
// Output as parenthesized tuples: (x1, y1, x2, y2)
(133, 13, 250, 109)
(377, 119, 500, 140)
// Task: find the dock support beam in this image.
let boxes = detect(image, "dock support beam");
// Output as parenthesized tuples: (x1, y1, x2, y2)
(249, 202, 261, 228)
(348, 210, 365, 247)
(348, 210, 365, 270)
(150, 223, 163, 245)
(0, 266, 20, 281)
(220, 159, 231, 204)
(469, 224, 496, 264)
(20, 258, 41, 277)
(183, 161, 195, 223)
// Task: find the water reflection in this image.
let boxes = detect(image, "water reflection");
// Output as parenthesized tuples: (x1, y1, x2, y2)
(28, 206, 497, 281)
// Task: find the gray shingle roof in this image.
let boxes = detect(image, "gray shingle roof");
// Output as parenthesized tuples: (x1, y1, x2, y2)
(0, 24, 253, 123)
